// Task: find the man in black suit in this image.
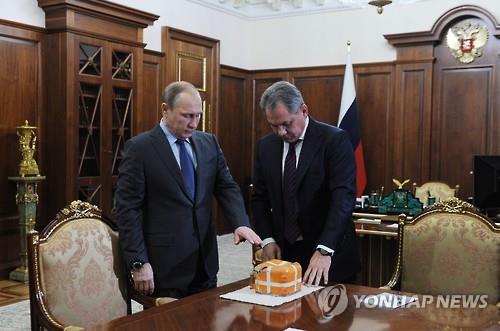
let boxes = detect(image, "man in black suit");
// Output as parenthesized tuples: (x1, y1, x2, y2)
(115, 81, 261, 298)
(252, 81, 360, 286)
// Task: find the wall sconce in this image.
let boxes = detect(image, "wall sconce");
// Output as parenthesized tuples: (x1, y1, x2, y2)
(368, 0, 392, 14)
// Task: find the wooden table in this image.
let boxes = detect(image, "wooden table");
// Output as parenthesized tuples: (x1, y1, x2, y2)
(89, 279, 498, 331)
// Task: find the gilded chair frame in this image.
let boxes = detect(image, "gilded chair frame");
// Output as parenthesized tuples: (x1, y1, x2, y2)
(27, 200, 132, 330)
(28, 200, 177, 330)
(384, 197, 499, 293)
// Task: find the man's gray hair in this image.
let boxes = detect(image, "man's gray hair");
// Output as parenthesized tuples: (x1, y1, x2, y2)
(259, 81, 304, 114)
(161, 81, 200, 108)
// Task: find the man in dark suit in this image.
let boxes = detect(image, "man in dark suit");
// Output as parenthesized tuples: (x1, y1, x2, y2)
(115, 81, 261, 298)
(252, 81, 360, 286)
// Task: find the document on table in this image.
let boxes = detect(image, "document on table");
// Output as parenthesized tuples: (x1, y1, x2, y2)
(220, 285, 322, 307)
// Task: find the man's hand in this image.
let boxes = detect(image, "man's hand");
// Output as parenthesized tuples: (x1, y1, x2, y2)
(234, 226, 262, 245)
(303, 250, 331, 286)
(132, 262, 154, 295)
(262, 242, 281, 261)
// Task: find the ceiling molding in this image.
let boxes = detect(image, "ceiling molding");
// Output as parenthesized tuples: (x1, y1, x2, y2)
(188, 0, 426, 19)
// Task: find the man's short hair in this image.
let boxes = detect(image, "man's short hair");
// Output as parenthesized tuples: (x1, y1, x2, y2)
(259, 81, 304, 114)
(161, 81, 200, 109)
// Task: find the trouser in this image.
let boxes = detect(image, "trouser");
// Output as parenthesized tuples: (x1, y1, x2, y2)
(154, 251, 216, 298)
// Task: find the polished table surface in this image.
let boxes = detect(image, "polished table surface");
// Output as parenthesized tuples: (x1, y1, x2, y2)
(89, 279, 499, 331)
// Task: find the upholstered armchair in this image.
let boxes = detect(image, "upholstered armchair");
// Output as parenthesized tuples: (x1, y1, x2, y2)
(412, 181, 459, 207)
(27, 200, 176, 330)
(27, 201, 128, 330)
(383, 198, 499, 304)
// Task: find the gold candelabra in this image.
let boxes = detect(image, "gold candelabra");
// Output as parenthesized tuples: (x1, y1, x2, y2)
(8, 120, 45, 283)
(16, 120, 40, 177)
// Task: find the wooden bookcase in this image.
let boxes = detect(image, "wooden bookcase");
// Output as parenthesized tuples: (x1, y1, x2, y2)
(38, 0, 157, 224)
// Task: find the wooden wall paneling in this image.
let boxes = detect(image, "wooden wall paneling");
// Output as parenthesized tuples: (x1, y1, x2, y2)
(162, 27, 220, 134)
(218, 65, 251, 233)
(431, 18, 498, 199)
(44, 31, 76, 227)
(250, 71, 290, 165)
(386, 5, 500, 200)
(290, 64, 395, 195)
(355, 64, 397, 195)
(392, 57, 433, 189)
(431, 14, 500, 199)
(142, 50, 164, 131)
(433, 66, 492, 198)
(0, 20, 45, 278)
(290, 67, 344, 126)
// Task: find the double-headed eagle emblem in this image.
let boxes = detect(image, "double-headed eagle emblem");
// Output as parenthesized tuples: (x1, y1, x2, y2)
(446, 23, 489, 64)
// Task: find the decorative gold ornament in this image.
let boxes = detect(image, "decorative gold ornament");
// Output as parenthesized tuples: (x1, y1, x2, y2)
(16, 120, 40, 177)
(368, 0, 392, 14)
(428, 197, 477, 213)
(446, 23, 489, 64)
(392, 178, 410, 189)
(60, 200, 100, 218)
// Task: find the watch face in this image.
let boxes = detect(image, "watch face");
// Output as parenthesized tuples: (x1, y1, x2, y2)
(318, 248, 331, 256)
(132, 261, 143, 270)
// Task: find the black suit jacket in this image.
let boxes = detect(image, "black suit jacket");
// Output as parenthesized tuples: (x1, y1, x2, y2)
(252, 117, 361, 281)
(115, 125, 249, 292)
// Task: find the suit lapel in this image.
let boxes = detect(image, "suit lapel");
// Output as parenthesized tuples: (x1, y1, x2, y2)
(149, 125, 193, 202)
(190, 132, 204, 204)
(297, 118, 323, 186)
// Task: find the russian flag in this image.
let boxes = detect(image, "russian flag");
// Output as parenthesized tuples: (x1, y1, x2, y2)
(338, 48, 367, 197)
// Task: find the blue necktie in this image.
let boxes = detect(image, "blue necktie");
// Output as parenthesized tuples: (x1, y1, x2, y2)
(176, 139, 195, 200)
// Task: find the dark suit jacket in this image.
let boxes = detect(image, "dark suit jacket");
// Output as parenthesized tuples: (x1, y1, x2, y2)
(115, 125, 249, 292)
(251, 117, 361, 281)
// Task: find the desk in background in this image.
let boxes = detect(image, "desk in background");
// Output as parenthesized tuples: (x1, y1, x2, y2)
(353, 211, 410, 288)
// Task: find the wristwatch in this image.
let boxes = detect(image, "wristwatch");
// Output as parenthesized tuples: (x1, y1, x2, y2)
(130, 260, 144, 271)
(316, 248, 333, 256)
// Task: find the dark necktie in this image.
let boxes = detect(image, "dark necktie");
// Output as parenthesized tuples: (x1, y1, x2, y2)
(176, 139, 195, 200)
(283, 141, 301, 244)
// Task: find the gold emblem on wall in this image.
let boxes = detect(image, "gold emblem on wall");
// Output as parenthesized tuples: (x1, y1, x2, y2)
(446, 23, 489, 64)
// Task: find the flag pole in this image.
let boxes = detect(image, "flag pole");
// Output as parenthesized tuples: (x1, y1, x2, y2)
(339, 40, 367, 197)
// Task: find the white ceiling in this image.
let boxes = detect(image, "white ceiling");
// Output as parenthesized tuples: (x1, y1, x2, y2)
(188, 0, 426, 19)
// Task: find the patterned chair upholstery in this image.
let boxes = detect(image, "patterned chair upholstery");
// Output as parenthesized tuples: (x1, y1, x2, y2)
(412, 181, 459, 207)
(28, 200, 178, 330)
(383, 198, 499, 304)
(28, 201, 129, 330)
